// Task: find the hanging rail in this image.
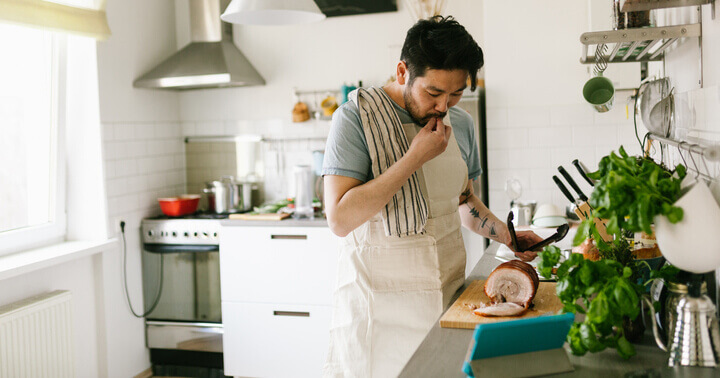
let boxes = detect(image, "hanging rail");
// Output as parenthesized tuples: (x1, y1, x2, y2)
(185, 135, 327, 144)
(580, 23, 701, 64)
(646, 133, 720, 161)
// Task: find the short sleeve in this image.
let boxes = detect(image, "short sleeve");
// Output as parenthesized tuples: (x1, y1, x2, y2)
(449, 107, 482, 180)
(321, 101, 372, 182)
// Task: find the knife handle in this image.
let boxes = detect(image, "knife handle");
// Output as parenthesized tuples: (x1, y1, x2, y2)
(558, 166, 588, 202)
(572, 159, 595, 187)
(553, 175, 576, 204)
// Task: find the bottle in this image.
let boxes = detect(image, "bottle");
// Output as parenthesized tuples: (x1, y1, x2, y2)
(293, 165, 314, 219)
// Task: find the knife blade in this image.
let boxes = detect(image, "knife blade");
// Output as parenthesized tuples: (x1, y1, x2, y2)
(553, 175, 576, 204)
(558, 166, 588, 202)
(572, 159, 595, 187)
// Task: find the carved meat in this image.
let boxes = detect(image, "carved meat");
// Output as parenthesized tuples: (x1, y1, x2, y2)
(473, 302, 526, 317)
(477, 261, 540, 316)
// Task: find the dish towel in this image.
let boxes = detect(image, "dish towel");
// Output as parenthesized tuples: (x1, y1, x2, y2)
(349, 87, 428, 237)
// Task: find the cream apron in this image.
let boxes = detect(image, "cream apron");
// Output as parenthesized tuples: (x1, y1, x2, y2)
(324, 117, 468, 378)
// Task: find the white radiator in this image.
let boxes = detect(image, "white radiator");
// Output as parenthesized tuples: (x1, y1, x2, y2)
(0, 290, 75, 378)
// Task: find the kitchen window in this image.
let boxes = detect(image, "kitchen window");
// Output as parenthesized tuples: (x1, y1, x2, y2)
(0, 23, 67, 256)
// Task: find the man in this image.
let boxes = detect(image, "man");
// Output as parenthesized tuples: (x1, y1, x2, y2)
(321, 16, 543, 377)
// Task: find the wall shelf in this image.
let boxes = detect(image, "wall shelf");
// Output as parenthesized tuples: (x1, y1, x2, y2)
(620, 0, 713, 12)
(580, 23, 701, 64)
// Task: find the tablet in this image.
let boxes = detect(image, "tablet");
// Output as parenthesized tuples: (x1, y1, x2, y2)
(462, 312, 575, 377)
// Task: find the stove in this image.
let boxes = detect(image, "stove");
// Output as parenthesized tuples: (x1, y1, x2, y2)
(142, 212, 226, 246)
(140, 212, 227, 372)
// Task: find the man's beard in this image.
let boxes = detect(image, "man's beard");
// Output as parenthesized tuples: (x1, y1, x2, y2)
(403, 86, 447, 125)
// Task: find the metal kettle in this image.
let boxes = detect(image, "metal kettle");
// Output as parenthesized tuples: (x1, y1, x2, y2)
(645, 280, 720, 367)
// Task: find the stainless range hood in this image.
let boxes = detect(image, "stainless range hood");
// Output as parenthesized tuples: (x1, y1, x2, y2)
(134, 0, 265, 90)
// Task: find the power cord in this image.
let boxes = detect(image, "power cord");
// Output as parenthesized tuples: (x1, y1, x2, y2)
(120, 221, 164, 318)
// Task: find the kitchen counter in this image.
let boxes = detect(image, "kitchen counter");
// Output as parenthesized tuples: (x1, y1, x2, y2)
(220, 217, 328, 227)
(399, 242, 718, 378)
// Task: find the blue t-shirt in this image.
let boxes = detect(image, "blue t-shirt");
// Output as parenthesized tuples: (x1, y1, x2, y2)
(322, 89, 481, 182)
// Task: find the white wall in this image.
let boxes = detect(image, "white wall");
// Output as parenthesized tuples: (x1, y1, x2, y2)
(483, 0, 648, 216)
(176, 1, 484, 122)
(95, 0, 184, 377)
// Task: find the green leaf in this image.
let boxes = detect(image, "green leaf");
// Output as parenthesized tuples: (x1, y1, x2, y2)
(580, 323, 605, 352)
(616, 335, 636, 359)
(573, 220, 592, 246)
(587, 292, 610, 324)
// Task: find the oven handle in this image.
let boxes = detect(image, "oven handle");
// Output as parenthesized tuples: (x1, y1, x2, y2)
(143, 244, 219, 253)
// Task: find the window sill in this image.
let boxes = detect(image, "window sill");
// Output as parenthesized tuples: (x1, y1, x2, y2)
(0, 239, 117, 281)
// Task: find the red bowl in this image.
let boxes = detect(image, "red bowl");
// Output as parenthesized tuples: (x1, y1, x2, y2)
(179, 194, 200, 215)
(158, 197, 184, 217)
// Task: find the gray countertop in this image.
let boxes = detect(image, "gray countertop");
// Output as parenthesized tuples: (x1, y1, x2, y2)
(399, 242, 718, 378)
(220, 217, 328, 227)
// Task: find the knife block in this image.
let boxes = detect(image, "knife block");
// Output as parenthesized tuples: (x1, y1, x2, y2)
(573, 202, 613, 242)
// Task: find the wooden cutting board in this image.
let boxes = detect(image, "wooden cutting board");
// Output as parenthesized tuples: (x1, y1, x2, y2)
(228, 213, 291, 221)
(439, 280, 563, 329)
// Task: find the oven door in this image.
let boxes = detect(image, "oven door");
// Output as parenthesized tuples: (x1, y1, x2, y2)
(142, 244, 222, 323)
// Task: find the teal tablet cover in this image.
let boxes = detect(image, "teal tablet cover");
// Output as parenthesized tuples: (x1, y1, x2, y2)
(462, 312, 575, 377)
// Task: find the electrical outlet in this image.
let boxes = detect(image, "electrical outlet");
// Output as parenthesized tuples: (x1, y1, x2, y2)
(112, 217, 125, 233)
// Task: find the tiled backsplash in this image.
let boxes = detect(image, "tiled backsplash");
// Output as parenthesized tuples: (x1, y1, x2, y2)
(182, 119, 329, 204)
(102, 122, 186, 232)
(486, 95, 649, 216)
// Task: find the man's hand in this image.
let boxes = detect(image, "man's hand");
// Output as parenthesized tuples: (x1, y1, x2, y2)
(510, 230, 544, 262)
(408, 117, 451, 165)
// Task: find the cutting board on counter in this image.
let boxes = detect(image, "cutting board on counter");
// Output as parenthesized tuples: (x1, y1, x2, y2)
(440, 280, 563, 329)
(228, 213, 291, 221)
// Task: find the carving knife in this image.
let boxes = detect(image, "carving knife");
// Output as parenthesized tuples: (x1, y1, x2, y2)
(572, 159, 595, 187)
(553, 175, 576, 204)
(558, 166, 588, 202)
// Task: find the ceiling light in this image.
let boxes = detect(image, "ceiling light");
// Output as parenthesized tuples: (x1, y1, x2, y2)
(221, 0, 326, 25)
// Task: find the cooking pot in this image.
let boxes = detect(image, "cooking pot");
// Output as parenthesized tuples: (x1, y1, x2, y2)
(203, 176, 253, 214)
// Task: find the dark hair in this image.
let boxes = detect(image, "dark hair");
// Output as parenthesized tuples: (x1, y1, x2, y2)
(400, 16, 483, 91)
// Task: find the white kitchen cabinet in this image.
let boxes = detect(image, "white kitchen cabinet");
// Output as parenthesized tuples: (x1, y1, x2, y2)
(220, 224, 339, 378)
(222, 302, 332, 377)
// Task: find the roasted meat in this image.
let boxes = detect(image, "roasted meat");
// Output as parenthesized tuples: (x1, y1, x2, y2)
(474, 260, 540, 317)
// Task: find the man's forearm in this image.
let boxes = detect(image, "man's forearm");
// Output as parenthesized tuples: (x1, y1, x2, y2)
(459, 195, 510, 245)
(326, 153, 424, 237)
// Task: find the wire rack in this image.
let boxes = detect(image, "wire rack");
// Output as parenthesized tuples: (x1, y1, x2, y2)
(580, 23, 701, 64)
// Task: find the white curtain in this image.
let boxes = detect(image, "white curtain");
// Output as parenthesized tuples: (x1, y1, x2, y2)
(0, 0, 110, 40)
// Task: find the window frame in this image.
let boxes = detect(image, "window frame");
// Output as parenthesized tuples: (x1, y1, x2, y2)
(0, 31, 68, 256)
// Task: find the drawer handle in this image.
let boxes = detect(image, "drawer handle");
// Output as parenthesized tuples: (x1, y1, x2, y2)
(270, 234, 307, 240)
(273, 310, 310, 317)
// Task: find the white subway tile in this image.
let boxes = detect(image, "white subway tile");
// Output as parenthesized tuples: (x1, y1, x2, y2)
(550, 104, 595, 126)
(487, 128, 528, 150)
(115, 158, 138, 177)
(133, 123, 155, 140)
(101, 123, 115, 141)
(507, 148, 551, 169)
(103, 141, 120, 160)
(528, 126, 573, 147)
(549, 147, 598, 173)
(126, 175, 148, 193)
(530, 168, 556, 190)
(114, 123, 135, 141)
(572, 125, 618, 146)
(486, 107, 508, 129)
(147, 173, 166, 190)
(488, 169, 530, 192)
(105, 178, 128, 198)
(128, 141, 147, 157)
(195, 121, 225, 136)
(487, 150, 509, 170)
(181, 122, 196, 136)
(103, 160, 117, 179)
(507, 107, 551, 128)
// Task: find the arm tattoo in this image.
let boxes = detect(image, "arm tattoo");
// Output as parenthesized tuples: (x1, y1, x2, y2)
(467, 205, 490, 229)
(459, 188, 472, 205)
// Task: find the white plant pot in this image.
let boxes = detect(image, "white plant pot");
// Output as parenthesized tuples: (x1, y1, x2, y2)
(654, 182, 720, 274)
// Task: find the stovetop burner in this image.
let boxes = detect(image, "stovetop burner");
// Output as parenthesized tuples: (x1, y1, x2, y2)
(147, 211, 235, 220)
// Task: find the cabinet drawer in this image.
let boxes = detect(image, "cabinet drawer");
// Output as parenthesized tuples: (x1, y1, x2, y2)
(222, 301, 331, 378)
(220, 226, 338, 305)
